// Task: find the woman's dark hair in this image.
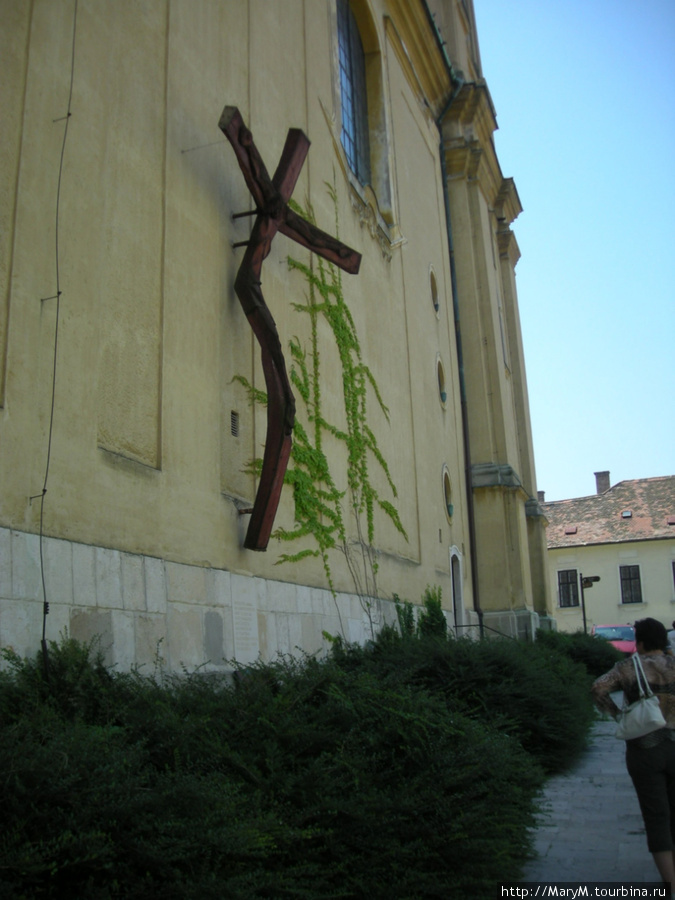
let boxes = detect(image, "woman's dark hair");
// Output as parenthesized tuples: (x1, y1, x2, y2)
(634, 618, 668, 652)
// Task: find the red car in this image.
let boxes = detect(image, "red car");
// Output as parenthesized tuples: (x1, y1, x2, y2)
(591, 624, 636, 656)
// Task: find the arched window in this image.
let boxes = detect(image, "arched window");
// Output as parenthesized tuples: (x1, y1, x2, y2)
(436, 354, 447, 407)
(442, 465, 453, 521)
(450, 547, 463, 635)
(337, 0, 371, 186)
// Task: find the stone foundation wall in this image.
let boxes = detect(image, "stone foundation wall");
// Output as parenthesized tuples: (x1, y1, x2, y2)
(0, 527, 402, 672)
(481, 608, 543, 641)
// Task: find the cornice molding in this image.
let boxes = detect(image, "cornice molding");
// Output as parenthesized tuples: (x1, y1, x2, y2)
(442, 81, 497, 142)
(496, 177, 522, 227)
(472, 462, 523, 490)
(440, 82, 520, 220)
(497, 219, 521, 266)
(443, 138, 482, 180)
(525, 498, 548, 521)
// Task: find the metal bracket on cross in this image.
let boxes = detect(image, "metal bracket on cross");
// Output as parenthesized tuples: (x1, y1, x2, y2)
(220, 106, 361, 551)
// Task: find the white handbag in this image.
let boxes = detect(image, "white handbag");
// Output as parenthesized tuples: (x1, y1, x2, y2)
(615, 653, 666, 741)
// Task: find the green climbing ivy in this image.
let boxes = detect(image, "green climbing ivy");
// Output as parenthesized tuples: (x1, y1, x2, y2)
(235, 182, 406, 606)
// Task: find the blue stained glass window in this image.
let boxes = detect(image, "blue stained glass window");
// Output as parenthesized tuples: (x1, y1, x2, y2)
(337, 0, 371, 185)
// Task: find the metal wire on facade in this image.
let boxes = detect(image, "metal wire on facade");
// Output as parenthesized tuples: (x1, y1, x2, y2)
(32, 0, 79, 672)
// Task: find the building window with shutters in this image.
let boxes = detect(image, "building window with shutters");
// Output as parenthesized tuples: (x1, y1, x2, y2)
(620, 565, 643, 604)
(558, 569, 579, 608)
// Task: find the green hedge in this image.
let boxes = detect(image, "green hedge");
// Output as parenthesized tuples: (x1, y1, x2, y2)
(333, 628, 596, 775)
(535, 628, 624, 678)
(0, 628, 594, 898)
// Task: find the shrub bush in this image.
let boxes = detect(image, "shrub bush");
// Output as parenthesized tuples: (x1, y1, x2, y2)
(219, 655, 543, 897)
(416, 586, 447, 639)
(394, 586, 447, 640)
(535, 628, 624, 678)
(0, 637, 546, 899)
(0, 642, 286, 899)
(334, 630, 596, 774)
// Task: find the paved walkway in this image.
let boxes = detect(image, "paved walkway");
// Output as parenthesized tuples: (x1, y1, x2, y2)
(521, 718, 660, 884)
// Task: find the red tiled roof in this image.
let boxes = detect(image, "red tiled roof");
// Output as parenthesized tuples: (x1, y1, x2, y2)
(543, 476, 675, 549)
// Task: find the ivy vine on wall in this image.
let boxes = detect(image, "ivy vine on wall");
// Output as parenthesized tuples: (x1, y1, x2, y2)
(234, 182, 406, 620)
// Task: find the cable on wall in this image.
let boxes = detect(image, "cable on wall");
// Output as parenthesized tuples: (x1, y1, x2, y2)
(32, 0, 78, 674)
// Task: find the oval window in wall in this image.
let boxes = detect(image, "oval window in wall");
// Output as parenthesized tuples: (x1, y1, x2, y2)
(430, 267, 440, 315)
(442, 465, 453, 522)
(436, 355, 447, 407)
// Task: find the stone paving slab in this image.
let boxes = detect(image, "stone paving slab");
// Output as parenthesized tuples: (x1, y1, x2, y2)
(521, 718, 659, 884)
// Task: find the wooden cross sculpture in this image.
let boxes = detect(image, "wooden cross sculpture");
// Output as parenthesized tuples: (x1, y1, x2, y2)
(220, 106, 361, 551)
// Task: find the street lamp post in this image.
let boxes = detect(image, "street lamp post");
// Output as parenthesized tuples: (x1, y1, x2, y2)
(579, 573, 601, 634)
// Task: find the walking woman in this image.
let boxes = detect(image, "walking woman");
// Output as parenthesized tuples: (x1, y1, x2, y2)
(592, 618, 675, 891)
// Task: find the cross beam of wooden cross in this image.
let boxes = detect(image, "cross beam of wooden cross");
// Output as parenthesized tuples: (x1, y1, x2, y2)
(220, 106, 361, 551)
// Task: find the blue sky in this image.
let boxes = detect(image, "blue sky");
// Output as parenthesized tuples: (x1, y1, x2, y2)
(473, 0, 675, 501)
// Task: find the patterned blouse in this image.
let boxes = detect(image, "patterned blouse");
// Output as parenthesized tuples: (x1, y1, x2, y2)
(591, 651, 675, 728)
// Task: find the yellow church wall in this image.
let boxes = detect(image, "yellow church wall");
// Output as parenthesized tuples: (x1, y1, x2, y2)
(1, 0, 491, 665)
(1, 0, 555, 666)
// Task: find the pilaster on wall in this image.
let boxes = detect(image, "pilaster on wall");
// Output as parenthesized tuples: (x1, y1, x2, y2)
(497, 224, 536, 485)
(439, 78, 549, 620)
(471, 477, 534, 614)
(440, 82, 525, 468)
(525, 498, 553, 618)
